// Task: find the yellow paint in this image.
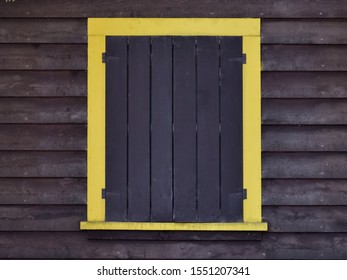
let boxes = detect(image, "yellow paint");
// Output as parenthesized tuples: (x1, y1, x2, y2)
(85, 18, 266, 231)
(81, 222, 267, 231)
(88, 18, 260, 37)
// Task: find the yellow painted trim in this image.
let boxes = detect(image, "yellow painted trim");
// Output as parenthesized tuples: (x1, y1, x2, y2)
(81, 222, 267, 231)
(85, 18, 265, 230)
(89, 18, 260, 36)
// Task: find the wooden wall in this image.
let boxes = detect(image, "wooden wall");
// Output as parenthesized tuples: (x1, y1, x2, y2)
(0, 0, 346, 259)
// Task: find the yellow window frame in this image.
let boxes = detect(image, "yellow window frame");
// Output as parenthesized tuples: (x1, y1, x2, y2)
(81, 18, 267, 231)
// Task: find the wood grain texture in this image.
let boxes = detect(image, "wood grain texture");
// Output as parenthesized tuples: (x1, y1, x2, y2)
(0, 205, 85, 231)
(262, 45, 347, 71)
(262, 20, 347, 44)
(0, 44, 86, 70)
(262, 72, 347, 99)
(0, 232, 346, 259)
(0, 124, 86, 150)
(0, 71, 86, 97)
(0, 19, 86, 43)
(0, 0, 346, 18)
(262, 153, 347, 179)
(0, 151, 86, 177)
(0, 98, 86, 123)
(264, 206, 347, 232)
(263, 179, 347, 206)
(262, 126, 347, 152)
(262, 99, 347, 125)
(0, 178, 86, 205)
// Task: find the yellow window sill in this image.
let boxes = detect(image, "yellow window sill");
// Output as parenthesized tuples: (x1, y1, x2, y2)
(80, 221, 268, 231)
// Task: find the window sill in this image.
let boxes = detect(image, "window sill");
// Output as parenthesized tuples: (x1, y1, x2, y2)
(80, 222, 268, 231)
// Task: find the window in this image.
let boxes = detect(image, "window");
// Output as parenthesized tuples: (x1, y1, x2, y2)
(81, 18, 267, 231)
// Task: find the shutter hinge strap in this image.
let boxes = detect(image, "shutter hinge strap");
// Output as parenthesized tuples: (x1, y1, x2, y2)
(102, 53, 106, 63)
(243, 189, 247, 200)
(102, 188, 106, 199)
(243, 54, 246, 64)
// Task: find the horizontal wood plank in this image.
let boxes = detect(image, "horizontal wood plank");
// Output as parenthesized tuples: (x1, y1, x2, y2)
(0, 19, 86, 43)
(0, 98, 86, 123)
(0, 44, 86, 70)
(263, 179, 347, 205)
(0, 0, 346, 18)
(0, 151, 86, 177)
(262, 99, 347, 125)
(263, 153, 347, 179)
(0, 178, 86, 205)
(262, 126, 347, 152)
(262, 72, 347, 98)
(0, 232, 346, 259)
(264, 206, 347, 232)
(0, 71, 86, 97)
(262, 45, 347, 71)
(0, 124, 86, 150)
(262, 20, 347, 44)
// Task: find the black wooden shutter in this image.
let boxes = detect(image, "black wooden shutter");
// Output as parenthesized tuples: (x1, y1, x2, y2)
(104, 36, 244, 223)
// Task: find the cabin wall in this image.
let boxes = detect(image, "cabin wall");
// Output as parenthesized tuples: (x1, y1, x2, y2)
(0, 1, 346, 259)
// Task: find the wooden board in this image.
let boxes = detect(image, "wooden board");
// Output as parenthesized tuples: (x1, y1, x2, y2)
(173, 37, 197, 222)
(263, 153, 347, 179)
(0, 124, 86, 150)
(264, 206, 347, 232)
(0, 19, 86, 43)
(0, 98, 86, 123)
(0, 44, 86, 70)
(196, 37, 220, 222)
(0, 232, 346, 259)
(0, 178, 86, 205)
(262, 45, 347, 71)
(262, 126, 347, 152)
(262, 20, 347, 44)
(263, 179, 347, 206)
(127, 37, 151, 221)
(262, 72, 347, 98)
(0, 0, 346, 18)
(262, 99, 347, 125)
(0, 151, 86, 177)
(150, 37, 173, 222)
(0, 71, 86, 97)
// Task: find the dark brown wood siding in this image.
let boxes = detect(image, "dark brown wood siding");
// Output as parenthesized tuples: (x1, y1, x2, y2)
(0, 0, 346, 259)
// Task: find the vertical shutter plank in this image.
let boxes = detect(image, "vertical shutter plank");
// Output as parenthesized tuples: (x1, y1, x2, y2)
(128, 37, 151, 221)
(173, 37, 197, 222)
(105, 36, 128, 221)
(151, 37, 173, 221)
(196, 37, 220, 222)
(220, 37, 243, 222)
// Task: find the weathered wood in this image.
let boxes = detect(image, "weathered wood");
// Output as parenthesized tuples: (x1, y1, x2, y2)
(105, 37, 128, 222)
(173, 37, 197, 222)
(264, 206, 347, 232)
(262, 45, 347, 71)
(263, 179, 347, 206)
(151, 37, 173, 222)
(0, 44, 86, 70)
(0, 232, 346, 259)
(0, 151, 86, 177)
(128, 37, 151, 222)
(88, 231, 262, 241)
(262, 20, 347, 44)
(0, 205, 85, 231)
(196, 37, 220, 222)
(0, 178, 86, 205)
(0, 124, 86, 150)
(262, 72, 347, 98)
(0, 0, 346, 18)
(0, 19, 86, 43)
(262, 126, 347, 152)
(263, 153, 347, 179)
(0, 71, 86, 97)
(262, 99, 347, 125)
(0, 98, 86, 123)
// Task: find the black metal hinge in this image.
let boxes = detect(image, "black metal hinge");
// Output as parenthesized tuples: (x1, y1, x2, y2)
(102, 53, 106, 63)
(242, 53, 247, 64)
(243, 189, 247, 200)
(102, 188, 106, 199)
